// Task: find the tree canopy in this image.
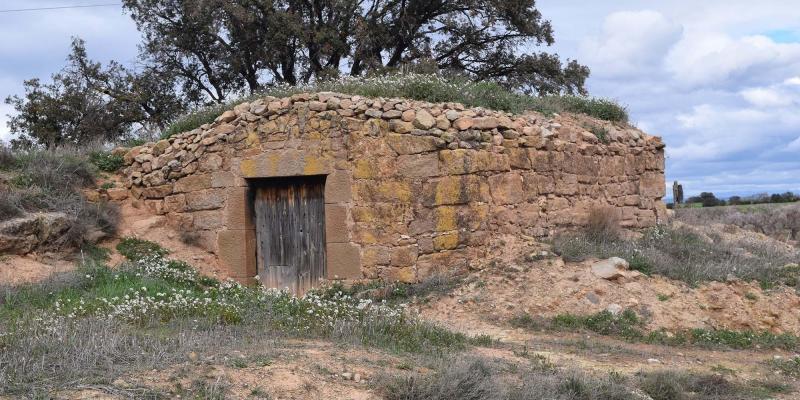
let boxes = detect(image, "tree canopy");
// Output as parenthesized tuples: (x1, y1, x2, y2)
(4, 39, 186, 148)
(123, 0, 589, 101)
(7, 0, 590, 147)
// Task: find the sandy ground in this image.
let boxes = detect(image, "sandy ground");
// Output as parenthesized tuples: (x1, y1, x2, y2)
(416, 253, 800, 335)
(0, 254, 75, 286)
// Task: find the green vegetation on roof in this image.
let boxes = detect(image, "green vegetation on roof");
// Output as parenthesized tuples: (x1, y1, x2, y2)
(161, 74, 628, 139)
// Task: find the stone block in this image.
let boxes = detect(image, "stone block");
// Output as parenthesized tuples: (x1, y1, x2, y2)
(239, 150, 332, 177)
(507, 148, 531, 169)
(362, 245, 391, 266)
(639, 172, 665, 198)
(224, 187, 253, 229)
(198, 153, 223, 172)
(390, 245, 419, 267)
(433, 232, 459, 250)
(165, 212, 193, 230)
(488, 172, 524, 205)
(192, 210, 224, 230)
(141, 184, 173, 199)
(211, 171, 237, 188)
(326, 242, 361, 279)
(174, 174, 212, 193)
(144, 199, 166, 215)
(396, 153, 439, 177)
(217, 229, 256, 278)
(164, 194, 187, 213)
(386, 134, 439, 155)
(324, 170, 352, 203)
(424, 175, 491, 206)
(385, 267, 416, 283)
(325, 204, 349, 243)
(185, 188, 226, 211)
(439, 150, 509, 175)
(354, 180, 412, 203)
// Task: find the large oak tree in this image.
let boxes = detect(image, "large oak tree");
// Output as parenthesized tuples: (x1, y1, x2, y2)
(123, 0, 589, 103)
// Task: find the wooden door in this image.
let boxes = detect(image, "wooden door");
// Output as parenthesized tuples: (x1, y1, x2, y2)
(253, 176, 326, 295)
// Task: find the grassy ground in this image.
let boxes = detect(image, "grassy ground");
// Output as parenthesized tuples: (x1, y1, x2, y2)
(161, 73, 629, 139)
(1, 239, 795, 398)
(377, 355, 789, 400)
(553, 224, 799, 288)
(0, 239, 480, 397)
(674, 202, 800, 244)
(510, 310, 800, 352)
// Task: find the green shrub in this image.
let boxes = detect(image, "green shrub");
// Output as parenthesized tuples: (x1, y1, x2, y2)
(551, 310, 644, 340)
(88, 151, 124, 172)
(116, 237, 169, 261)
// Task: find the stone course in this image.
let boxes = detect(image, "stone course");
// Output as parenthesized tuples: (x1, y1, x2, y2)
(123, 92, 666, 283)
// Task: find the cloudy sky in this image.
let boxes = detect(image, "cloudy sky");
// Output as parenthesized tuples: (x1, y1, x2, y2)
(1, 1, 799, 198)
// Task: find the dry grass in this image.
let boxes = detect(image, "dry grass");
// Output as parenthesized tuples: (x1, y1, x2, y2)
(584, 206, 621, 241)
(376, 355, 785, 400)
(553, 224, 799, 287)
(0, 147, 119, 249)
(675, 203, 800, 243)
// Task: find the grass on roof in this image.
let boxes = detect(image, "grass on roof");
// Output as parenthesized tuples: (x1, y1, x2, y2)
(161, 74, 628, 139)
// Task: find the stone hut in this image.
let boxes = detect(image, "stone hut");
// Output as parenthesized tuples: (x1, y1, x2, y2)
(124, 92, 666, 293)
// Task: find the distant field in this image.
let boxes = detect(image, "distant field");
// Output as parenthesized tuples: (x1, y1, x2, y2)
(674, 202, 799, 244)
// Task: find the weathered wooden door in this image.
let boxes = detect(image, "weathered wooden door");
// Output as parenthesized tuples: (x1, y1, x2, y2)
(253, 176, 326, 295)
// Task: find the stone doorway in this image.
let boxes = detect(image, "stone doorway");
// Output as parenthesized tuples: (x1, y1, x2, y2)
(251, 175, 327, 295)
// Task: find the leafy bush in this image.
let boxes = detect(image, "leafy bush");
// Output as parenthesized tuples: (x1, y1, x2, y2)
(88, 151, 124, 172)
(161, 74, 629, 138)
(636, 370, 787, 400)
(771, 356, 800, 378)
(0, 190, 23, 220)
(0, 145, 15, 170)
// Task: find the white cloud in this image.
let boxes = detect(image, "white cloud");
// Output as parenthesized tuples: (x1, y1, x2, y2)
(785, 76, 800, 85)
(541, 0, 800, 196)
(740, 86, 795, 107)
(665, 33, 800, 88)
(579, 10, 682, 77)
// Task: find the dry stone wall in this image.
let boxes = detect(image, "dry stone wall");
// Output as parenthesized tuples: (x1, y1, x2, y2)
(123, 92, 666, 283)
